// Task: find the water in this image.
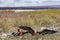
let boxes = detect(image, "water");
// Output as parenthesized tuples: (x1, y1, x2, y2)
(0, 7, 47, 10)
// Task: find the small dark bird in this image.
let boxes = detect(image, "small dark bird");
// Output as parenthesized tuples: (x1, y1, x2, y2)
(19, 26, 35, 35)
(37, 29, 58, 35)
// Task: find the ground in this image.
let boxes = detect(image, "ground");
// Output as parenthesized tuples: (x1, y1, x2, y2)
(0, 9, 60, 40)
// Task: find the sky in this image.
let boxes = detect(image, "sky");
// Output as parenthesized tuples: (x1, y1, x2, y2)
(0, 0, 60, 7)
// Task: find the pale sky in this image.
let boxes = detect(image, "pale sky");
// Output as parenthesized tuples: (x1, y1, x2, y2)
(0, 0, 60, 7)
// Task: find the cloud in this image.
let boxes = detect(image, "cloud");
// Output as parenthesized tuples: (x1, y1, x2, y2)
(52, 0, 60, 1)
(0, 0, 60, 7)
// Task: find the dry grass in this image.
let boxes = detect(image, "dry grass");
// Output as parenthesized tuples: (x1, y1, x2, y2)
(0, 9, 60, 40)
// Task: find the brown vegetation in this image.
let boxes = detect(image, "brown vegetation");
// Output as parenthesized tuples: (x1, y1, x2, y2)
(0, 10, 60, 40)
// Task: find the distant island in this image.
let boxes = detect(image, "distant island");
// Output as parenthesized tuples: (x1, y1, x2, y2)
(0, 5, 60, 10)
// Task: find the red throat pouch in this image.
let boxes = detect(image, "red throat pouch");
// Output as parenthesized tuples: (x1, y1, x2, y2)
(34, 30, 38, 35)
(19, 29, 23, 36)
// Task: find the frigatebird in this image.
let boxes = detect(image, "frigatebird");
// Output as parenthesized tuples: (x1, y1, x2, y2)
(19, 26, 58, 35)
(19, 26, 35, 35)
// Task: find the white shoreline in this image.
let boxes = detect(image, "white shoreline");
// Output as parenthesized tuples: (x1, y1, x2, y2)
(13, 10, 35, 12)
